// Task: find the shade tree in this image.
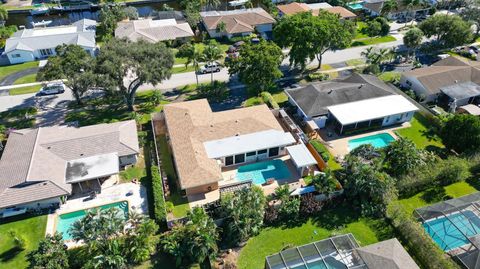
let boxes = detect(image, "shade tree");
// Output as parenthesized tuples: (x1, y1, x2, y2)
(418, 14, 472, 48)
(27, 233, 69, 269)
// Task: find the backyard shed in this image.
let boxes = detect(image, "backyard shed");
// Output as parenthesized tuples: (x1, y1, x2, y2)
(286, 143, 316, 176)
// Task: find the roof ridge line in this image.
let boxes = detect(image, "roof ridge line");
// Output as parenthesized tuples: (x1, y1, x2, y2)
(40, 130, 119, 145)
(25, 128, 41, 182)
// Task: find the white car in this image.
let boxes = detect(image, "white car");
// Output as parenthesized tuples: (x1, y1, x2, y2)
(37, 82, 66, 96)
(199, 62, 221, 74)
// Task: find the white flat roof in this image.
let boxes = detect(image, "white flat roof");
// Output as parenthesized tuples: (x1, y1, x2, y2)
(286, 143, 317, 168)
(327, 95, 418, 125)
(65, 153, 119, 183)
(204, 129, 296, 159)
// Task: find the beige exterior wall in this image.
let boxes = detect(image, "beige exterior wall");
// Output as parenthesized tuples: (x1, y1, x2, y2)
(185, 182, 219, 195)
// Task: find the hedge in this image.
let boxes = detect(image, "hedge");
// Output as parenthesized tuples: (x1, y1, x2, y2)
(260, 91, 279, 109)
(386, 204, 460, 269)
(151, 165, 167, 226)
(309, 140, 330, 162)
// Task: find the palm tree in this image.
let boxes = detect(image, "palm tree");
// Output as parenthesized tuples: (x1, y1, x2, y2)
(0, 7, 8, 26)
(402, 0, 420, 26)
(312, 170, 337, 194)
(381, 0, 398, 16)
(274, 185, 291, 201)
(201, 0, 221, 10)
(201, 41, 223, 84)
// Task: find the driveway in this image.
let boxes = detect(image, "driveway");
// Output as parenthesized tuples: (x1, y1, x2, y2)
(0, 67, 39, 86)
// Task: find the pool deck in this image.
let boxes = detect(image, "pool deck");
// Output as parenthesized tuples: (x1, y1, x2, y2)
(45, 178, 148, 247)
(318, 123, 409, 157)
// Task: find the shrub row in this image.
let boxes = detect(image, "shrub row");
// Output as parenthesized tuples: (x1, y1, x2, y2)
(309, 140, 330, 162)
(386, 204, 460, 269)
(260, 91, 279, 109)
(151, 165, 167, 227)
(306, 73, 329, 82)
(397, 156, 471, 198)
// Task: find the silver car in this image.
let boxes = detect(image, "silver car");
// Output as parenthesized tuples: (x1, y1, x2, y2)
(199, 62, 221, 74)
(37, 82, 66, 96)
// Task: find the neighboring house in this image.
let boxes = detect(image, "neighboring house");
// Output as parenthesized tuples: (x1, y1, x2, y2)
(286, 73, 418, 134)
(0, 120, 139, 218)
(400, 56, 480, 111)
(277, 2, 357, 20)
(200, 8, 276, 39)
(4, 19, 96, 65)
(265, 234, 420, 269)
(362, 0, 432, 20)
(160, 99, 316, 206)
(115, 18, 194, 44)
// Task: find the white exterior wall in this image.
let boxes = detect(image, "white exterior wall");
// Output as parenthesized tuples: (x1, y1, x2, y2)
(120, 154, 138, 167)
(6, 46, 95, 64)
(0, 197, 62, 214)
(218, 146, 288, 167)
(204, 23, 272, 39)
(382, 111, 415, 126)
(400, 74, 437, 102)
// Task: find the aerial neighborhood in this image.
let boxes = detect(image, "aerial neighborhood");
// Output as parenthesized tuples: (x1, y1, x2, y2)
(0, 0, 480, 268)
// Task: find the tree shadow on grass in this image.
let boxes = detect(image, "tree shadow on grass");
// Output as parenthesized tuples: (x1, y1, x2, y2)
(466, 177, 480, 191)
(310, 200, 363, 231)
(421, 186, 451, 203)
(0, 247, 23, 263)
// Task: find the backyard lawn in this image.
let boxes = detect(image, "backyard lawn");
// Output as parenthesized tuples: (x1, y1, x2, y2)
(395, 113, 444, 150)
(120, 152, 146, 183)
(0, 214, 47, 268)
(237, 204, 391, 269)
(310, 140, 342, 171)
(0, 61, 39, 81)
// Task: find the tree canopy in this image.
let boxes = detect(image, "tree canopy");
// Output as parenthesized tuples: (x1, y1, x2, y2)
(403, 27, 424, 58)
(27, 233, 69, 269)
(460, 7, 480, 37)
(384, 138, 428, 177)
(95, 39, 174, 110)
(225, 40, 283, 94)
(273, 11, 355, 70)
(418, 14, 472, 48)
(37, 44, 96, 105)
(441, 114, 480, 154)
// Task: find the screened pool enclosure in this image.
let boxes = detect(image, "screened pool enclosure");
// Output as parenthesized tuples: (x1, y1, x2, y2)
(416, 192, 480, 269)
(264, 234, 368, 269)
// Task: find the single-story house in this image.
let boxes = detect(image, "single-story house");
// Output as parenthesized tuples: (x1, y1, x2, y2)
(200, 8, 276, 39)
(400, 56, 480, 110)
(4, 19, 96, 65)
(265, 234, 419, 269)
(115, 18, 194, 44)
(277, 2, 357, 20)
(0, 120, 139, 217)
(362, 0, 432, 20)
(286, 73, 418, 134)
(162, 99, 315, 205)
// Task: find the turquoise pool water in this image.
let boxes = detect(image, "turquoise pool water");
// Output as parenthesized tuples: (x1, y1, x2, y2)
(423, 211, 480, 251)
(56, 201, 129, 240)
(236, 159, 292, 185)
(347, 1, 364, 10)
(348, 133, 395, 151)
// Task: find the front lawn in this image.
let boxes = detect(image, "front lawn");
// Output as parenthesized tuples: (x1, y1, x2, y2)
(395, 113, 444, 150)
(378, 71, 401, 83)
(0, 61, 39, 81)
(9, 85, 42, 96)
(355, 22, 369, 39)
(237, 204, 391, 269)
(171, 65, 197, 74)
(351, 35, 396, 47)
(13, 73, 38, 85)
(0, 214, 47, 268)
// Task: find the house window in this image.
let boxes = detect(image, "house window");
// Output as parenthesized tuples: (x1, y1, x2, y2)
(406, 80, 412, 86)
(246, 151, 256, 157)
(39, 48, 53, 57)
(257, 149, 267, 155)
(268, 147, 279, 157)
(225, 156, 234, 166)
(234, 154, 245, 164)
(11, 54, 21, 58)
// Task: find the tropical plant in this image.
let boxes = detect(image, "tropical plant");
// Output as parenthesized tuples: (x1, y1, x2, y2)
(216, 21, 226, 33)
(0, 6, 8, 23)
(278, 197, 301, 221)
(311, 171, 337, 194)
(123, 6, 139, 20)
(221, 186, 266, 246)
(8, 230, 26, 250)
(150, 90, 163, 106)
(97, 5, 126, 41)
(361, 46, 394, 73)
(274, 184, 291, 201)
(299, 193, 324, 215)
(176, 42, 203, 85)
(273, 11, 355, 70)
(384, 138, 427, 177)
(161, 207, 219, 268)
(27, 233, 69, 269)
(95, 39, 174, 110)
(201, 40, 223, 84)
(124, 218, 159, 264)
(0, 25, 17, 48)
(440, 114, 480, 154)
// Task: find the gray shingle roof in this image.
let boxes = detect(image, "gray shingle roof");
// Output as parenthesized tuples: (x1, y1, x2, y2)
(5, 19, 96, 53)
(356, 238, 420, 269)
(286, 73, 395, 118)
(0, 120, 139, 209)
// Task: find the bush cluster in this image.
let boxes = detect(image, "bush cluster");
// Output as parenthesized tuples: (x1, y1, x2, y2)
(260, 91, 279, 109)
(306, 73, 330, 82)
(309, 140, 330, 162)
(151, 165, 167, 227)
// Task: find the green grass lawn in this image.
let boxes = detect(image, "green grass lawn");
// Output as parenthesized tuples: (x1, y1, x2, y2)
(395, 113, 444, 150)
(171, 65, 197, 74)
(13, 73, 38, 85)
(9, 85, 42, 96)
(0, 214, 47, 268)
(310, 140, 342, 170)
(120, 152, 146, 183)
(378, 71, 401, 83)
(355, 22, 369, 39)
(0, 61, 39, 81)
(345, 58, 365, 66)
(172, 41, 230, 66)
(351, 36, 396, 47)
(237, 204, 392, 269)
(156, 135, 190, 218)
(393, 181, 477, 215)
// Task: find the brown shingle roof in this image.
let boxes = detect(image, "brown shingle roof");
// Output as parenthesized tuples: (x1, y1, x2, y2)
(277, 2, 310, 15)
(163, 99, 284, 189)
(324, 6, 357, 19)
(403, 56, 480, 94)
(115, 19, 194, 43)
(200, 8, 275, 34)
(0, 120, 139, 209)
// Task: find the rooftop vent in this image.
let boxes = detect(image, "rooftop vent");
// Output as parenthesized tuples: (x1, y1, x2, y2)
(328, 89, 333, 94)
(80, 153, 84, 156)
(359, 84, 365, 89)
(454, 80, 458, 83)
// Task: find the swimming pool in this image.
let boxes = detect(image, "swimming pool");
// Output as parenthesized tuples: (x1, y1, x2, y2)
(347, 1, 364, 10)
(236, 159, 292, 185)
(348, 133, 395, 151)
(56, 201, 129, 240)
(423, 210, 480, 251)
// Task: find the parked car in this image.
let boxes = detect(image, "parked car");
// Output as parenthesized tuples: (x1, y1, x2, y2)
(470, 46, 479, 54)
(36, 82, 66, 96)
(199, 62, 221, 74)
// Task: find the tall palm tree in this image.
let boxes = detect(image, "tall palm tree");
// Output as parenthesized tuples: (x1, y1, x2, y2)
(0, 7, 8, 26)
(201, 42, 223, 84)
